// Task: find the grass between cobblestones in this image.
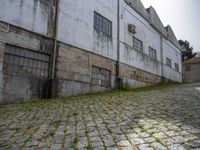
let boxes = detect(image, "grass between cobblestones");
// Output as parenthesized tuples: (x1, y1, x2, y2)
(0, 82, 200, 150)
(1, 83, 183, 107)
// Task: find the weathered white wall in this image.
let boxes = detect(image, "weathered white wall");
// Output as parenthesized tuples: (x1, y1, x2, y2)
(0, 0, 54, 36)
(120, 2, 162, 76)
(163, 65, 182, 82)
(58, 0, 182, 82)
(0, 0, 182, 84)
(162, 38, 182, 82)
(58, 0, 118, 60)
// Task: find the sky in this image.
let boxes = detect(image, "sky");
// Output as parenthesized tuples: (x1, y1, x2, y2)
(140, 0, 200, 52)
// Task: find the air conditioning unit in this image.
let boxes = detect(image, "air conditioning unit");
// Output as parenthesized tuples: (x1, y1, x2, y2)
(128, 24, 136, 34)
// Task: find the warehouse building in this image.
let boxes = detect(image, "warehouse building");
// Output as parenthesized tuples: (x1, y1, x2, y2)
(0, 0, 182, 103)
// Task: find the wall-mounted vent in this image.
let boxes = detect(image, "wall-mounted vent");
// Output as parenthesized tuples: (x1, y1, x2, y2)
(128, 24, 136, 34)
(0, 21, 9, 32)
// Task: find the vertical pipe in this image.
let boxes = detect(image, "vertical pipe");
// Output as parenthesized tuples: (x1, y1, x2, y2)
(49, 0, 60, 98)
(160, 35, 164, 83)
(116, 0, 120, 88)
(52, 0, 60, 79)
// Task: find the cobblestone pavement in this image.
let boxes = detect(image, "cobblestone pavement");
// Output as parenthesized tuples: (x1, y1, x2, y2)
(0, 83, 200, 150)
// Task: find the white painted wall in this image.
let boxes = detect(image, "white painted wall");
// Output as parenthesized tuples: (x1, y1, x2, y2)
(58, 0, 118, 60)
(0, 0, 53, 36)
(163, 65, 182, 82)
(0, 0, 182, 83)
(162, 38, 182, 82)
(120, 2, 162, 76)
(58, 0, 182, 82)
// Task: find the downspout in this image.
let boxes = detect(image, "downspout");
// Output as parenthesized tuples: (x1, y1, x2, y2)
(52, 0, 60, 79)
(50, 0, 60, 98)
(160, 35, 164, 83)
(116, 0, 120, 88)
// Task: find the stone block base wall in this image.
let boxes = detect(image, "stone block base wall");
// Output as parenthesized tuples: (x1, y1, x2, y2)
(119, 63, 162, 87)
(54, 43, 117, 97)
(54, 43, 163, 97)
(0, 22, 165, 103)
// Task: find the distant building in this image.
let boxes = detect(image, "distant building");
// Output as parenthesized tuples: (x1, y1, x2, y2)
(0, 0, 182, 103)
(183, 57, 200, 83)
(197, 52, 200, 57)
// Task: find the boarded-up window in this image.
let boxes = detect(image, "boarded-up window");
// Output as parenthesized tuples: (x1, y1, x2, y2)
(92, 66, 111, 87)
(3, 45, 50, 78)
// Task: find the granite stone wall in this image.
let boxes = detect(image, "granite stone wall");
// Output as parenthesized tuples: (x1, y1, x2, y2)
(183, 64, 200, 83)
(55, 43, 117, 97)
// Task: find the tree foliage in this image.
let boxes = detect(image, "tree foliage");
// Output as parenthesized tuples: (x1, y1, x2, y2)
(178, 40, 197, 61)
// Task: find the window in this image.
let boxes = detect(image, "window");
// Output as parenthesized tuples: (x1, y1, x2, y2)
(175, 63, 179, 72)
(3, 45, 50, 78)
(185, 65, 191, 71)
(94, 12, 112, 36)
(149, 47, 157, 60)
(166, 57, 172, 67)
(92, 66, 111, 87)
(133, 37, 143, 52)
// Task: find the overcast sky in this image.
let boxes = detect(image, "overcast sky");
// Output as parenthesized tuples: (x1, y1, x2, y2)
(140, 0, 200, 52)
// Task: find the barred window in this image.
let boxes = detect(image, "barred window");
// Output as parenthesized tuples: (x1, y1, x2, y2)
(166, 57, 172, 68)
(92, 66, 111, 87)
(3, 45, 50, 78)
(149, 47, 157, 60)
(175, 63, 179, 72)
(94, 12, 112, 36)
(133, 37, 143, 52)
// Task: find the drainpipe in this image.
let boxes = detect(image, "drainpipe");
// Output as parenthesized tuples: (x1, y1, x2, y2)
(116, 0, 120, 88)
(50, 0, 60, 98)
(52, 0, 60, 79)
(160, 35, 164, 83)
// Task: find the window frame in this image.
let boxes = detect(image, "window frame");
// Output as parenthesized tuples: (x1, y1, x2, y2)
(166, 57, 172, 68)
(94, 11, 112, 37)
(174, 63, 179, 72)
(92, 66, 111, 88)
(149, 47, 157, 60)
(133, 36, 143, 52)
(3, 44, 50, 78)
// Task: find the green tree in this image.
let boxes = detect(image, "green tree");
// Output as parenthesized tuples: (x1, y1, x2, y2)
(178, 40, 197, 61)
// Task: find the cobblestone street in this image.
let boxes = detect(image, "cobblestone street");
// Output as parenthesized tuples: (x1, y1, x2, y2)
(0, 83, 200, 150)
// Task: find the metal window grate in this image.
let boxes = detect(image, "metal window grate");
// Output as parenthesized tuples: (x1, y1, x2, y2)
(3, 45, 50, 78)
(94, 12, 112, 37)
(92, 66, 111, 87)
(149, 47, 157, 60)
(133, 37, 143, 52)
